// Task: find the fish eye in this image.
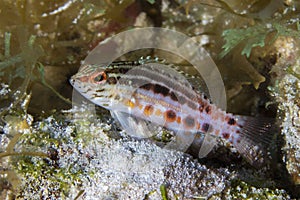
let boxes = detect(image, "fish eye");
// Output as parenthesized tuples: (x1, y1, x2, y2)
(92, 72, 107, 83)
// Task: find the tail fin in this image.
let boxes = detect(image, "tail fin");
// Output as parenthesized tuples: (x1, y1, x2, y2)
(233, 115, 277, 167)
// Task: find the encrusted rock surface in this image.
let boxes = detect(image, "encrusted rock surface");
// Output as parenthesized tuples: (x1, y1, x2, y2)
(0, 107, 292, 199)
(274, 74, 300, 185)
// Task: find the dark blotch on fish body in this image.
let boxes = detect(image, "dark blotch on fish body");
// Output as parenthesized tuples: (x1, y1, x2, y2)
(222, 132, 230, 139)
(169, 91, 178, 102)
(205, 106, 211, 114)
(153, 84, 169, 96)
(107, 66, 131, 74)
(184, 116, 195, 128)
(228, 118, 236, 125)
(201, 123, 210, 133)
(140, 83, 153, 91)
(198, 104, 204, 112)
(95, 89, 105, 93)
(165, 110, 176, 122)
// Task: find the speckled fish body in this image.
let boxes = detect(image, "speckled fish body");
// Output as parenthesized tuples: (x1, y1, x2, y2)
(70, 61, 275, 166)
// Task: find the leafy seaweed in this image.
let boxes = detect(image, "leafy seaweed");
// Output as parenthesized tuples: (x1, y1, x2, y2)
(147, 0, 156, 4)
(0, 30, 72, 122)
(0, 30, 74, 195)
(0, 31, 42, 121)
(220, 24, 267, 58)
(160, 184, 169, 200)
(220, 21, 300, 58)
(272, 22, 300, 40)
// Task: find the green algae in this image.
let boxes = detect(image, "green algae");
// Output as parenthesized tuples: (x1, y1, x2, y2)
(220, 21, 300, 58)
(10, 115, 96, 198)
(222, 179, 290, 199)
(0, 30, 43, 118)
(160, 184, 169, 200)
(271, 73, 300, 186)
(1, 111, 227, 199)
(220, 24, 267, 58)
(147, 0, 156, 4)
(0, 0, 140, 114)
(0, 29, 70, 120)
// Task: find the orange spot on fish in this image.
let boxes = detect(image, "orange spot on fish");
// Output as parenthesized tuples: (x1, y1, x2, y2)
(143, 105, 154, 116)
(215, 129, 220, 136)
(130, 102, 135, 108)
(125, 100, 135, 108)
(225, 115, 230, 122)
(222, 132, 230, 139)
(155, 109, 162, 116)
(176, 116, 181, 124)
(164, 110, 176, 122)
(196, 122, 201, 130)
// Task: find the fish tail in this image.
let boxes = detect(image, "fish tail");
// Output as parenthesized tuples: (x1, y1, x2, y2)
(233, 115, 277, 167)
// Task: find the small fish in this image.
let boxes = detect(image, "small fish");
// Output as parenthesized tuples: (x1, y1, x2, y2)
(70, 60, 275, 166)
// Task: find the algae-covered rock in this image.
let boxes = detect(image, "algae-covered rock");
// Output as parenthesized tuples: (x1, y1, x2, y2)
(221, 180, 290, 200)
(0, 105, 293, 199)
(274, 73, 300, 185)
(2, 106, 232, 199)
(256, 35, 300, 187)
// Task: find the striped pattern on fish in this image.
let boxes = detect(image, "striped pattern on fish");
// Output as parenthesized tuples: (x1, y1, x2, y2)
(70, 61, 275, 166)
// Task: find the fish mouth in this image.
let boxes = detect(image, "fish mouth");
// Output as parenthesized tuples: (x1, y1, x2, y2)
(69, 76, 76, 86)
